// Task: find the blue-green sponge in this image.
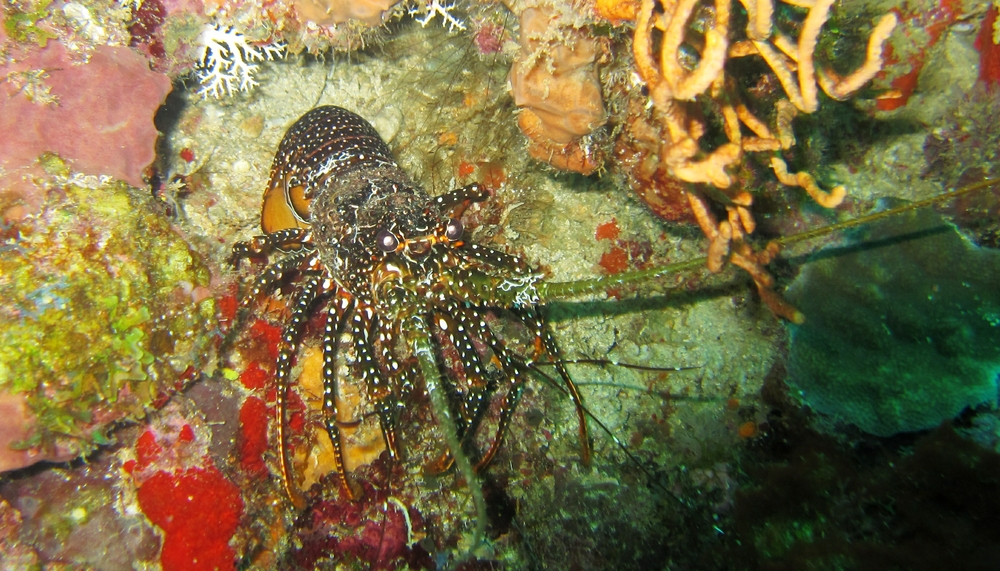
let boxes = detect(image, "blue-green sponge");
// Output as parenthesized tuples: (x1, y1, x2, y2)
(785, 207, 1000, 437)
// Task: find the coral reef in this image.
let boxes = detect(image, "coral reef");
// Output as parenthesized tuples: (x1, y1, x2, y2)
(0, 41, 171, 216)
(735, 398, 1000, 571)
(0, 173, 216, 472)
(0, 0, 996, 569)
(784, 207, 1000, 436)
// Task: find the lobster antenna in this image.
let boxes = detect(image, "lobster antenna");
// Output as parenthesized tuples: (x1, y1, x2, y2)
(534, 358, 700, 374)
(537, 254, 705, 302)
(770, 177, 999, 248)
(538, 178, 1000, 302)
(411, 317, 488, 562)
(525, 362, 679, 499)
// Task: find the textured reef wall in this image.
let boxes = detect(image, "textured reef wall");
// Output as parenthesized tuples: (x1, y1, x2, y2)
(1, 0, 999, 569)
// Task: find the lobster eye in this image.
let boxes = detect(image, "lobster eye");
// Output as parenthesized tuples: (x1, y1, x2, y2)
(376, 230, 399, 253)
(445, 218, 464, 241)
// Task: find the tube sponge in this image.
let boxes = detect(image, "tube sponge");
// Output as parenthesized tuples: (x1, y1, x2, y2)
(784, 207, 1000, 437)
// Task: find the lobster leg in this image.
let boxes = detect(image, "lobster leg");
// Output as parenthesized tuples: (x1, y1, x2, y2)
(239, 250, 313, 308)
(275, 273, 322, 508)
(321, 294, 355, 500)
(351, 304, 404, 463)
(453, 303, 527, 472)
(434, 182, 490, 215)
(231, 228, 312, 265)
(523, 307, 591, 465)
(542, 330, 591, 464)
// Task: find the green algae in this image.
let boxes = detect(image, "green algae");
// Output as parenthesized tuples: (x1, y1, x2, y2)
(2, 0, 57, 47)
(160, 11, 204, 61)
(0, 173, 216, 458)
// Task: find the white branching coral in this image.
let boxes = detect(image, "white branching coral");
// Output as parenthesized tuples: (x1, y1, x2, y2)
(408, 0, 466, 31)
(196, 24, 285, 99)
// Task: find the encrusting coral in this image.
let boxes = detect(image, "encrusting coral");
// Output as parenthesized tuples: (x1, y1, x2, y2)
(624, 0, 896, 320)
(509, 5, 608, 175)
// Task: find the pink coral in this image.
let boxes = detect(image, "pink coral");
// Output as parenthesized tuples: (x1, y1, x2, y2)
(0, 42, 171, 216)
